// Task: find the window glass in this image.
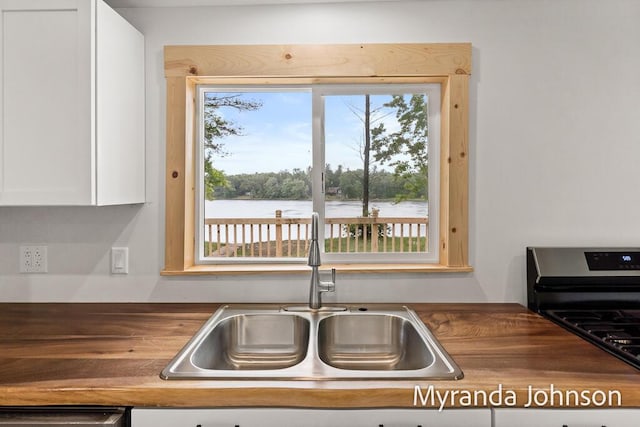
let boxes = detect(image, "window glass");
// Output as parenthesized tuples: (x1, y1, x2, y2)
(323, 92, 431, 256)
(196, 84, 439, 264)
(197, 89, 313, 260)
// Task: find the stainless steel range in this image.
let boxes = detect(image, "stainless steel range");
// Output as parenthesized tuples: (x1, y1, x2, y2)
(527, 247, 640, 370)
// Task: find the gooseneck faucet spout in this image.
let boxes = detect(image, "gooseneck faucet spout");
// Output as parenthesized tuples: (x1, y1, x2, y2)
(308, 212, 336, 310)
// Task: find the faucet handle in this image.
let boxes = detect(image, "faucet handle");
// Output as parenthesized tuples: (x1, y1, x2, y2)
(321, 268, 336, 293)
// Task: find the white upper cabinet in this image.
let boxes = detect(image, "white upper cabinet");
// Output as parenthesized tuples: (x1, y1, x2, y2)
(0, 0, 144, 205)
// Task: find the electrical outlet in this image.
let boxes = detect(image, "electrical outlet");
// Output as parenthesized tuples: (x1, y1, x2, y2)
(19, 246, 32, 273)
(20, 245, 48, 273)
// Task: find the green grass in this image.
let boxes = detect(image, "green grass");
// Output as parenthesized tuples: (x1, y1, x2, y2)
(325, 236, 427, 253)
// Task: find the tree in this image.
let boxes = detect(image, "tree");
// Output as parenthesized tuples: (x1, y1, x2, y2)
(362, 95, 371, 217)
(372, 94, 429, 201)
(339, 170, 362, 200)
(324, 164, 342, 189)
(345, 95, 388, 216)
(204, 153, 228, 200)
(281, 177, 309, 200)
(369, 167, 404, 199)
(203, 93, 262, 200)
(263, 176, 280, 199)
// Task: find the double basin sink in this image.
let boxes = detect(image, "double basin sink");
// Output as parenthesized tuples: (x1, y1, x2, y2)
(161, 304, 463, 380)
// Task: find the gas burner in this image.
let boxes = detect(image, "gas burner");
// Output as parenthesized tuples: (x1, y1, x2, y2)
(608, 337, 640, 346)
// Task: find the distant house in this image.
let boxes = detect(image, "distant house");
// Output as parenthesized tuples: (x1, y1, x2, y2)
(326, 187, 341, 196)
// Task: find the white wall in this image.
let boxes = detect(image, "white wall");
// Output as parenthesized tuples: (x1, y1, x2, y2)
(1, 0, 639, 303)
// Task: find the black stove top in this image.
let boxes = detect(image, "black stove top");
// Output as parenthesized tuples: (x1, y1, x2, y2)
(547, 309, 640, 368)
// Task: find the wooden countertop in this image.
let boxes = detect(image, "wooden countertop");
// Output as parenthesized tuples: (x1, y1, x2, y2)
(0, 303, 638, 409)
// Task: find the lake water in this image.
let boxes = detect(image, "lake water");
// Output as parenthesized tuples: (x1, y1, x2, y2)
(205, 199, 427, 218)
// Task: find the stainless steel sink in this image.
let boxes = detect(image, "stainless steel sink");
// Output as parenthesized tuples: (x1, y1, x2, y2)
(317, 314, 434, 371)
(161, 305, 463, 380)
(191, 314, 310, 370)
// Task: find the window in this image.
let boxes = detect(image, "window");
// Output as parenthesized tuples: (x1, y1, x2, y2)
(195, 87, 313, 263)
(163, 43, 471, 274)
(316, 85, 441, 265)
(195, 84, 440, 265)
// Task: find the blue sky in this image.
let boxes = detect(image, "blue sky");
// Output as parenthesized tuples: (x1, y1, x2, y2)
(207, 91, 312, 175)
(205, 91, 411, 175)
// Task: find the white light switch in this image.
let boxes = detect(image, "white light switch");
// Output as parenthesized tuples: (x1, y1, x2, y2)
(111, 247, 129, 274)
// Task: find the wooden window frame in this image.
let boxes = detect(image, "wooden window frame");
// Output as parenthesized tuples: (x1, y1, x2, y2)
(162, 43, 472, 275)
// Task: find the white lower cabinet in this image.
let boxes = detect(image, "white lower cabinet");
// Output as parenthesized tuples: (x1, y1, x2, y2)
(131, 408, 492, 427)
(132, 408, 640, 426)
(492, 408, 640, 427)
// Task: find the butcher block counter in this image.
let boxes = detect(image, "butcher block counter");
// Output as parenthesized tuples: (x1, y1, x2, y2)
(0, 303, 639, 409)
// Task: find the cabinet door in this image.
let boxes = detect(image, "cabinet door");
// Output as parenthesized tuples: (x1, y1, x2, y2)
(493, 408, 640, 427)
(132, 408, 492, 427)
(0, 0, 92, 205)
(95, 0, 145, 205)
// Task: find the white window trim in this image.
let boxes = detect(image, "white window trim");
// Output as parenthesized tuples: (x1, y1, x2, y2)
(194, 83, 440, 265)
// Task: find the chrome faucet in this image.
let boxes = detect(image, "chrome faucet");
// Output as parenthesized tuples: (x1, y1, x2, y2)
(308, 212, 336, 310)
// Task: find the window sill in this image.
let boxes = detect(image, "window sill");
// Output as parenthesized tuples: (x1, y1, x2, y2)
(161, 263, 473, 276)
